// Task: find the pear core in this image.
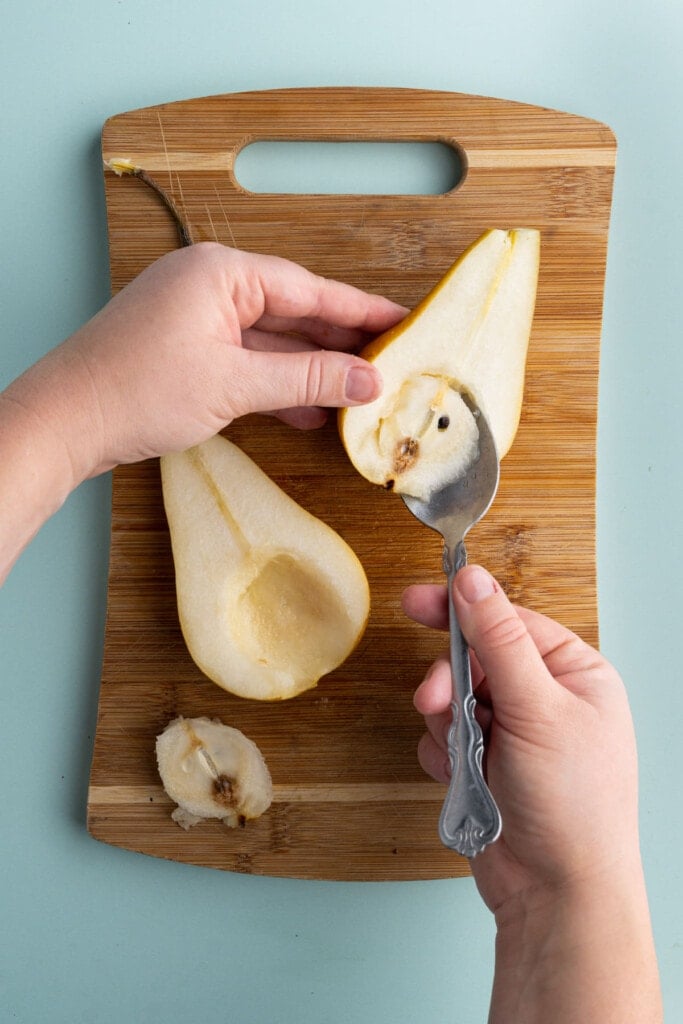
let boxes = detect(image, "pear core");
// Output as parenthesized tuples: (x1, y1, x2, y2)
(375, 373, 479, 494)
(231, 551, 355, 680)
(156, 716, 273, 830)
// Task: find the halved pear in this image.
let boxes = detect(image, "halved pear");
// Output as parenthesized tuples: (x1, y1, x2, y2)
(339, 228, 540, 499)
(160, 435, 370, 700)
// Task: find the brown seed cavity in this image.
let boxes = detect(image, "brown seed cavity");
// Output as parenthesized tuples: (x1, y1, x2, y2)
(213, 774, 238, 808)
(393, 437, 419, 475)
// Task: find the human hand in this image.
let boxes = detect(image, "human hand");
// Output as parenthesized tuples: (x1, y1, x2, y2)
(19, 243, 406, 482)
(402, 565, 641, 912)
(403, 565, 663, 1021)
(0, 243, 404, 583)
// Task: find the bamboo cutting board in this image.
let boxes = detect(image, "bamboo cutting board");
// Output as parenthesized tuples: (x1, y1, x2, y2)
(88, 88, 616, 880)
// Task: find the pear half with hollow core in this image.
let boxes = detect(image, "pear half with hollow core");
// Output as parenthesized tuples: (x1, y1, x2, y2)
(156, 716, 273, 829)
(339, 228, 540, 500)
(160, 435, 370, 700)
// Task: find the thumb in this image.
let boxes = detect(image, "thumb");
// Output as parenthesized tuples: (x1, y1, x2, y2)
(230, 348, 382, 416)
(452, 565, 559, 723)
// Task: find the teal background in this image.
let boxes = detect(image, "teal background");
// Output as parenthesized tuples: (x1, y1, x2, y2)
(1, 1, 681, 1021)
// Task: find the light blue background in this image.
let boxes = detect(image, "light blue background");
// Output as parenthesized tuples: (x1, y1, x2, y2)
(1, 2, 681, 1021)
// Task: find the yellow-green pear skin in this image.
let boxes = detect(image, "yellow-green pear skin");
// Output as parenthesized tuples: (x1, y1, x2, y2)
(160, 435, 370, 701)
(339, 228, 541, 499)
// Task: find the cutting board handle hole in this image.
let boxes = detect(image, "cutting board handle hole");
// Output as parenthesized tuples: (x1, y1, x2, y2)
(234, 141, 464, 195)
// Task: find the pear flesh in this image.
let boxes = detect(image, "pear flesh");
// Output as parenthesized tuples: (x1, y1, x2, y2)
(156, 716, 273, 829)
(160, 435, 370, 701)
(339, 228, 541, 499)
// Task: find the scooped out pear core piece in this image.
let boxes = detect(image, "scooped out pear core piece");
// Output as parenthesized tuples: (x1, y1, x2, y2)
(156, 716, 273, 829)
(160, 435, 370, 701)
(339, 228, 541, 499)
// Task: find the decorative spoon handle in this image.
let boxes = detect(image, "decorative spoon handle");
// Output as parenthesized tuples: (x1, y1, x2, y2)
(438, 541, 502, 857)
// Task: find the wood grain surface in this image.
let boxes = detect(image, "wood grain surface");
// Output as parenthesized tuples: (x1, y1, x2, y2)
(88, 87, 616, 880)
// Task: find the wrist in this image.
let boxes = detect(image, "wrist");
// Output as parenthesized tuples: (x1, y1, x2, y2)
(0, 346, 106, 583)
(4, 340, 106, 485)
(489, 863, 662, 1023)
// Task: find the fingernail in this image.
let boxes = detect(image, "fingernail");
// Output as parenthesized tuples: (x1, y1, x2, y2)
(456, 566, 497, 603)
(345, 365, 380, 402)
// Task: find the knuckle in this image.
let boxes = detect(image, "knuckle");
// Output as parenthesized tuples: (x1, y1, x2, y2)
(477, 611, 529, 652)
(194, 239, 227, 259)
(301, 352, 327, 406)
(184, 240, 225, 271)
(170, 241, 228, 289)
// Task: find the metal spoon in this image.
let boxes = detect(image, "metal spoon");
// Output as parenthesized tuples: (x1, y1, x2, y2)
(402, 393, 502, 857)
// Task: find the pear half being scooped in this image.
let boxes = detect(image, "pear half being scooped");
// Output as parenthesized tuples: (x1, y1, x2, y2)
(161, 435, 370, 700)
(339, 228, 540, 500)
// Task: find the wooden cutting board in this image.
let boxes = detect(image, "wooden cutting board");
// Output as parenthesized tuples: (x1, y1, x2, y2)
(88, 87, 616, 880)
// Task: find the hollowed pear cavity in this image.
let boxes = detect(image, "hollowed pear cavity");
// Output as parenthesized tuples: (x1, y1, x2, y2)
(161, 434, 370, 700)
(233, 551, 354, 680)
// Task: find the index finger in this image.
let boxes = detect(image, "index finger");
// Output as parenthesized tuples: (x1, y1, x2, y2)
(241, 249, 407, 333)
(402, 583, 448, 630)
(249, 314, 391, 353)
(402, 580, 591, 668)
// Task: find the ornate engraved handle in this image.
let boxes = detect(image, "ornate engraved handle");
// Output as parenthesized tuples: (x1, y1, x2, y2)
(438, 541, 502, 857)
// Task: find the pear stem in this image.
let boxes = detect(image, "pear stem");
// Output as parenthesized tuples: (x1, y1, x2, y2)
(105, 159, 194, 247)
